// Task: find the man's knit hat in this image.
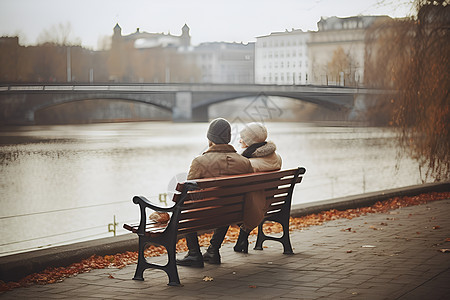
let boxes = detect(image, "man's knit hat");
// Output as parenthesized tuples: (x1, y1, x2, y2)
(240, 122, 267, 146)
(207, 118, 231, 144)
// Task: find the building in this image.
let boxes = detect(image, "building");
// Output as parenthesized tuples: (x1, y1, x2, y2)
(108, 24, 254, 84)
(255, 29, 310, 85)
(108, 23, 199, 83)
(112, 23, 191, 49)
(308, 15, 391, 86)
(193, 42, 254, 84)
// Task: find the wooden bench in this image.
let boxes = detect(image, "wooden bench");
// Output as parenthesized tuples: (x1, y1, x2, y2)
(123, 167, 306, 286)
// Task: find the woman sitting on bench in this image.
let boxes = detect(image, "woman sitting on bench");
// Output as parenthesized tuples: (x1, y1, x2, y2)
(234, 122, 282, 253)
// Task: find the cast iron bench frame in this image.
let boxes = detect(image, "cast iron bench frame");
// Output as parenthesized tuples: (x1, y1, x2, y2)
(123, 167, 306, 286)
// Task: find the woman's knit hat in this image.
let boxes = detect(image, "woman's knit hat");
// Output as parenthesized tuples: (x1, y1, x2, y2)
(240, 122, 268, 146)
(207, 118, 231, 144)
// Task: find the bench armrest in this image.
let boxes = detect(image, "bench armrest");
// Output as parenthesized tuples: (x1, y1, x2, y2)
(132, 195, 178, 235)
(132, 195, 176, 212)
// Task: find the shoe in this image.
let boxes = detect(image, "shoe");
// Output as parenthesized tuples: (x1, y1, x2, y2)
(176, 251, 204, 268)
(233, 229, 249, 253)
(202, 247, 221, 264)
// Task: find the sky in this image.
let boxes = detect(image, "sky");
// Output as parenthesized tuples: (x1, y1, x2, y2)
(0, 0, 414, 50)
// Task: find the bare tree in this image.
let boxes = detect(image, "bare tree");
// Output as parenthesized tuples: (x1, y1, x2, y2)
(36, 22, 81, 46)
(365, 0, 449, 181)
(327, 47, 358, 86)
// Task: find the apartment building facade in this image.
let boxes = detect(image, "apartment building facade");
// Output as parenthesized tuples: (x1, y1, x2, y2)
(255, 29, 310, 85)
(308, 15, 391, 86)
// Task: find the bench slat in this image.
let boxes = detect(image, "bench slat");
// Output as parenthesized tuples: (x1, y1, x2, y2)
(178, 212, 243, 234)
(186, 176, 297, 200)
(193, 168, 303, 189)
(265, 186, 291, 198)
(182, 195, 244, 209)
(179, 202, 243, 221)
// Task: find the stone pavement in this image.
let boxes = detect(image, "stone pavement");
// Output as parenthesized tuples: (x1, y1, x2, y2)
(1, 199, 449, 300)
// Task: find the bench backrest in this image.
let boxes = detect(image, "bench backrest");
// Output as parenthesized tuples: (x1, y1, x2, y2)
(172, 167, 306, 235)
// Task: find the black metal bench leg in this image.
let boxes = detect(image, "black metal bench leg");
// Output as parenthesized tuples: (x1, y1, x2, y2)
(165, 245, 181, 286)
(133, 237, 147, 281)
(254, 223, 265, 250)
(280, 220, 294, 254)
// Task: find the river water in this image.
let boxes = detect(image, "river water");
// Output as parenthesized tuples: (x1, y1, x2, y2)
(0, 121, 428, 256)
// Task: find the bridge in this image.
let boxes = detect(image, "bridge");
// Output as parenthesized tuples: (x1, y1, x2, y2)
(0, 83, 385, 124)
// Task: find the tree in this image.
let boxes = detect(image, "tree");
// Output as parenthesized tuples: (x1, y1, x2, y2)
(327, 47, 358, 86)
(36, 22, 81, 46)
(365, 0, 449, 181)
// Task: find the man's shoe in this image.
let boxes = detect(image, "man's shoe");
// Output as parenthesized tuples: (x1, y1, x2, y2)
(176, 251, 204, 268)
(202, 247, 221, 264)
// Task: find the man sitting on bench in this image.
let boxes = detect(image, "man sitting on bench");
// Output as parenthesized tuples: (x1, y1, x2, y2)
(176, 118, 253, 268)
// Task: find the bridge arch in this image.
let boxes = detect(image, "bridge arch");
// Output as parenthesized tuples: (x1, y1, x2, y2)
(34, 93, 174, 113)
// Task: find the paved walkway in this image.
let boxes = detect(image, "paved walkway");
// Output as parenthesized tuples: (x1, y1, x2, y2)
(2, 199, 449, 299)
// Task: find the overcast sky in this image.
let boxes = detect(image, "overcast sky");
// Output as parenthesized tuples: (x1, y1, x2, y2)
(0, 0, 414, 49)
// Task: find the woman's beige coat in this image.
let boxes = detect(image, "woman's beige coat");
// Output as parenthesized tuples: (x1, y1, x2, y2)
(242, 141, 282, 231)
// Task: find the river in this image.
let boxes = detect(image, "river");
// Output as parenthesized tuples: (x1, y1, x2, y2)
(0, 121, 428, 256)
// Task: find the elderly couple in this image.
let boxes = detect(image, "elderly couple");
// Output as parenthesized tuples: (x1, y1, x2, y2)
(176, 118, 282, 268)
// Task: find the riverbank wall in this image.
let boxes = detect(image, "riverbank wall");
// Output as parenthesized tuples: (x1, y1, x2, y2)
(1, 182, 449, 282)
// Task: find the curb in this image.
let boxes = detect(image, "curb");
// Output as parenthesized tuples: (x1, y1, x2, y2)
(1, 182, 449, 282)
(290, 181, 450, 217)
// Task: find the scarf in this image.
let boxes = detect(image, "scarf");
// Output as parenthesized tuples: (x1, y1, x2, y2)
(241, 142, 267, 158)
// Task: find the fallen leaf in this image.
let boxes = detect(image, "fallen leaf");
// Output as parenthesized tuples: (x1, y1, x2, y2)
(445, 238, 450, 242)
(202, 276, 214, 282)
(249, 285, 257, 288)
(369, 226, 378, 230)
(346, 250, 353, 253)
(108, 274, 115, 279)
(438, 249, 450, 253)
(433, 226, 441, 230)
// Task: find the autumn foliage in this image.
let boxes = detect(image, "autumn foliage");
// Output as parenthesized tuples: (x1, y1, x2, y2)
(365, 0, 449, 180)
(1, 191, 449, 292)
